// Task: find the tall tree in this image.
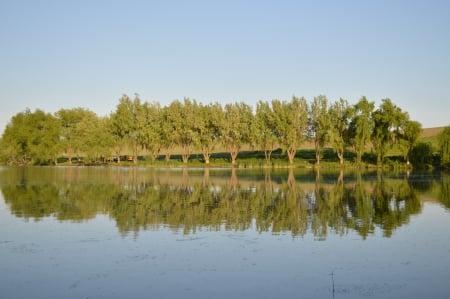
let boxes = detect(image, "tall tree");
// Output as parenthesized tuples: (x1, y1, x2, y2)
(348, 96, 375, 166)
(270, 97, 308, 164)
(56, 108, 98, 165)
(110, 94, 144, 164)
(141, 101, 162, 161)
(308, 95, 329, 166)
(1, 109, 31, 163)
(399, 119, 422, 165)
(439, 126, 450, 166)
(328, 98, 351, 165)
(197, 102, 223, 164)
(77, 114, 114, 162)
(176, 98, 199, 163)
(252, 100, 278, 164)
(160, 102, 180, 162)
(221, 102, 253, 165)
(159, 98, 199, 163)
(1, 109, 61, 165)
(371, 99, 406, 166)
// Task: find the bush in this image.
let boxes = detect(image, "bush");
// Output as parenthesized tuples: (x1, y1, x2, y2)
(410, 142, 434, 166)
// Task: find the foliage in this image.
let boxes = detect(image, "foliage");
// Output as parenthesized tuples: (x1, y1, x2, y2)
(398, 120, 422, 165)
(308, 95, 329, 165)
(1, 109, 60, 165)
(439, 126, 450, 166)
(370, 99, 407, 166)
(252, 101, 278, 164)
(328, 98, 351, 165)
(56, 108, 96, 165)
(197, 102, 223, 164)
(410, 142, 434, 166)
(0, 95, 438, 167)
(140, 101, 163, 161)
(270, 97, 309, 164)
(160, 99, 200, 163)
(221, 102, 253, 165)
(348, 96, 375, 166)
(110, 94, 143, 163)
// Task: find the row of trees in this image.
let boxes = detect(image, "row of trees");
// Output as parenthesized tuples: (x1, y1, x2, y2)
(0, 94, 443, 167)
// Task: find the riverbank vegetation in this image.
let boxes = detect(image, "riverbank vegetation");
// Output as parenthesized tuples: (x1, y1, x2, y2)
(0, 94, 448, 169)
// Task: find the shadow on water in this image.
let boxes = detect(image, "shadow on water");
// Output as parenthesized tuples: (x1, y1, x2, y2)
(0, 166, 448, 238)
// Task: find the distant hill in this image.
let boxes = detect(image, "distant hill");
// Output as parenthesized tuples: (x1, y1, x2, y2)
(420, 127, 445, 138)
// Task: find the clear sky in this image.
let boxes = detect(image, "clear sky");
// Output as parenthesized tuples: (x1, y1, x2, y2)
(1, 0, 449, 133)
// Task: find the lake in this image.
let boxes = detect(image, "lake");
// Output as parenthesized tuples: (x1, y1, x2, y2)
(0, 166, 449, 299)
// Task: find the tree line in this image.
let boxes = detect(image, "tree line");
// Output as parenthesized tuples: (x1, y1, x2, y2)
(0, 94, 448, 167)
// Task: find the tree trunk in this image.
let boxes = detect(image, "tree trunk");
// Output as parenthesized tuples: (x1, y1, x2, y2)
(355, 141, 365, 166)
(338, 151, 344, 166)
(314, 139, 321, 166)
(287, 148, 296, 164)
(377, 154, 382, 167)
(230, 151, 238, 165)
(356, 151, 362, 166)
(149, 148, 159, 161)
(264, 149, 272, 164)
(67, 143, 73, 165)
(228, 143, 239, 166)
(182, 143, 191, 163)
(164, 144, 174, 162)
(133, 143, 138, 164)
(202, 145, 212, 164)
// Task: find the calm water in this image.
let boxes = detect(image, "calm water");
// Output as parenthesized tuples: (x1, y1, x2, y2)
(0, 166, 449, 299)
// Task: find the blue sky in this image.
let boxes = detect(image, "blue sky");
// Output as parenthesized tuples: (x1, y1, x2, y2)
(1, 0, 449, 133)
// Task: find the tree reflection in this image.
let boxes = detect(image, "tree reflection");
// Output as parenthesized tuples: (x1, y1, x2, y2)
(0, 167, 436, 238)
(439, 173, 450, 210)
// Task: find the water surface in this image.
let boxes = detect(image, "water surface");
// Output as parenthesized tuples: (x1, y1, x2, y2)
(0, 167, 449, 299)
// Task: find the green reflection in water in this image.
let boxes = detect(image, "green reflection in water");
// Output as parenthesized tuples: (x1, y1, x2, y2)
(1, 166, 447, 238)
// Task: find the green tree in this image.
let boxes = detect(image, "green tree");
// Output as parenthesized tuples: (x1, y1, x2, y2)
(221, 102, 253, 165)
(1, 109, 61, 165)
(110, 94, 144, 163)
(308, 95, 329, 166)
(348, 96, 375, 166)
(197, 102, 223, 164)
(252, 100, 278, 164)
(160, 103, 179, 162)
(410, 142, 434, 166)
(76, 113, 113, 162)
(399, 119, 422, 165)
(141, 101, 163, 161)
(371, 99, 406, 166)
(270, 97, 308, 164)
(328, 98, 351, 165)
(438, 126, 450, 166)
(0, 111, 29, 164)
(56, 108, 99, 164)
(176, 98, 199, 163)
